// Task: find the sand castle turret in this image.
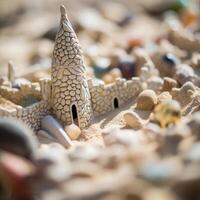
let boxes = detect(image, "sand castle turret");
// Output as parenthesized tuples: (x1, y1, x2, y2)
(51, 5, 92, 128)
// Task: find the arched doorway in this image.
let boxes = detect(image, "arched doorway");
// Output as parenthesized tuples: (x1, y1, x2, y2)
(71, 104, 79, 125)
(113, 97, 119, 109)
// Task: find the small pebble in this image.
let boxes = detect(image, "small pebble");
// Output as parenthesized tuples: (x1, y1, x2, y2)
(65, 124, 81, 140)
(136, 89, 157, 110)
(123, 111, 143, 129)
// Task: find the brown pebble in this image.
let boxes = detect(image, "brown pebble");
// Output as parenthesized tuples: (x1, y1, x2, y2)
(136, 90, 157, 111)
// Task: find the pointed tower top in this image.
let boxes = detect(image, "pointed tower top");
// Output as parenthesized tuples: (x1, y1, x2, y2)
(60, 5, 66, 16)
(60, 5, 70, 23)
(52, 5, 83, 67)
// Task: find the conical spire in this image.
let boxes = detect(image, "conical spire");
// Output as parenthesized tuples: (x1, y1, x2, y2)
(52, 5, 84, 71)
(51, 5, 92, 129)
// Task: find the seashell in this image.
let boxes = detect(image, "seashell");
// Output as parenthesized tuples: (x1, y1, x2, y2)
(41, 115, 72, 148)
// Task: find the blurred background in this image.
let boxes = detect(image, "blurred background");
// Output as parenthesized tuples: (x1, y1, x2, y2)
(0, 0, 199, 81)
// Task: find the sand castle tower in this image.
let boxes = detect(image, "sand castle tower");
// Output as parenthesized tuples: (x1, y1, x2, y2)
(51, 5, 92, 128)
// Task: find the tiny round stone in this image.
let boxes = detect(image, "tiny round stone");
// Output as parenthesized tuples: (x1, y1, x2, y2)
(64, 124, 81, 140)
(124, 111, 143, 129)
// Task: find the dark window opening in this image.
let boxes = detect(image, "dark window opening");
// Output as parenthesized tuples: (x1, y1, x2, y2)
(113, 98, 119, 109)
(71, 104, 78, 125)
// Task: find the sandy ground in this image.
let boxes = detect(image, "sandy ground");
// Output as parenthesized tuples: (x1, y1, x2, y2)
(38, 97, 151, 148)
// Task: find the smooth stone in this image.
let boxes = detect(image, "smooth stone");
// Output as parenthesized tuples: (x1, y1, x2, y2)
(0, 118, 38, 160)
(102, 126, 145, 147)
(136, 89, 157, 110)
(64, 124, 81, 140)
(187, 112, 200, 138)
(185, 142, 200, 163)
(41, 115, 72, 148)
(175, 64, 196, 85)
(140, 160, 176, 184)
(123, 111, 143, 129)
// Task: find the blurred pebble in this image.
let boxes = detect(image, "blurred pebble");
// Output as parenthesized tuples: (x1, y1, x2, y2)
(136, 90, 157, 111)
(68, 145, 101, 161)
(181, 9, 198, 27)
(147, 76, 163, 92)
(140, 160, 177, 184)
(109, 68, 122, 79)
(175, 64, 196, 85)
(0, 118, 37, 160)
(64, 124, 81, 140)
(152, 53, 177, 77)
(93, 57, 110, 78)
(172, 167, 200, 200)
(0, 151, 36, 200)
(154, 100, 181, 128)
(102, 73, 115, 84)
(162, 53, 177, 66)
(128, 37, 144, 49)
(191, 53, 200, 69)
(185, 142, 200, 163)
(102, 127, 146, 147)
(160, 124, 191, 155)
(162, 77, 177, 91)
(187, 112, 200, 138)
(118, 56, 136, 79)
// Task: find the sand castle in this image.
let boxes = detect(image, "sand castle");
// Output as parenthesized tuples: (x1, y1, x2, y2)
(0, 5, 142, 131)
